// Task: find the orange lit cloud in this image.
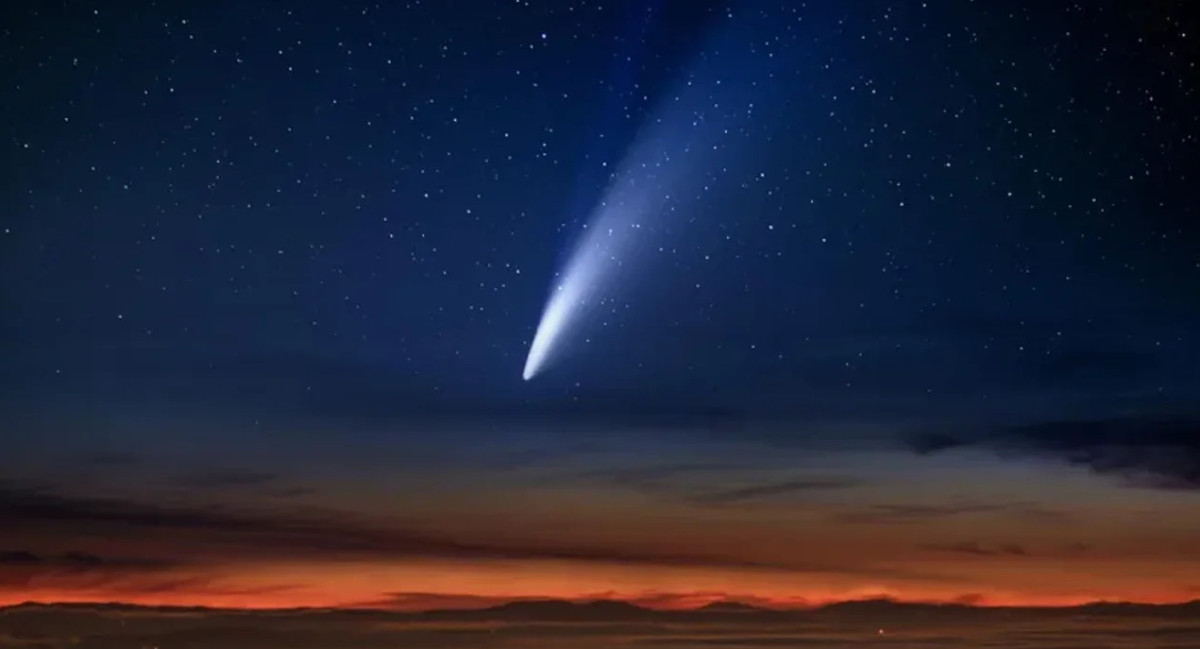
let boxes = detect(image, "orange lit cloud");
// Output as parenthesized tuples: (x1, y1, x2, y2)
(3, 468, 1198, 611)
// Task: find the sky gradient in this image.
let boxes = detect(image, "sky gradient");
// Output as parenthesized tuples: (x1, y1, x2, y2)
(1, 0, 1198, 611)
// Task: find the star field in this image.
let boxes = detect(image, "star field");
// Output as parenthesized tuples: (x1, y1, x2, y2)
(3, 2, 1196, 407)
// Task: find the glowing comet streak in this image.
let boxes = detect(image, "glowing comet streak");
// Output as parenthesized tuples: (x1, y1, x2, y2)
(522, 10, 786, 380)
(522, 138, 694, 381)
(523, 186, 649, 381)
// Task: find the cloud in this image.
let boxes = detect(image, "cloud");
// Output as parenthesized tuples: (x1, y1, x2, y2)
(0, 483, 265, 532)
(0, 482, 915, 578)
(351, 591, 721, 612)
(833, 501, 1064, 525)
(920, 542, 1028, 557)
(1064, 542, 1092, 555)
(543, 463, 864, 508)
(0, 551, 40, 565)
(561, 462, 751, 494)
(622, 591, 810, 610)
(688, 478, 863, 505)
(951, 592, 987, 606)
(0, 550, 175, 569)
(907, 416, 1200, 490)
(354, 592, 528, 611)
(268, 486, 317, 499)
(0, 548, 184, 592)
(170, 467, 278, 489)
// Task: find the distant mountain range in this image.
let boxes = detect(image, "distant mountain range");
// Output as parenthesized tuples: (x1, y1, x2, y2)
(694, 600, 774, 613)
(5, 597, 1200, 623)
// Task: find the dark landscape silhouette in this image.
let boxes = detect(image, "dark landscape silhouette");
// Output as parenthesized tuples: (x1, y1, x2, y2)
(4, 597, 1200, 648)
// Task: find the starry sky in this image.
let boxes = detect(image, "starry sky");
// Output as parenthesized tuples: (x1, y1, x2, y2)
(1, 0, 1198, 610)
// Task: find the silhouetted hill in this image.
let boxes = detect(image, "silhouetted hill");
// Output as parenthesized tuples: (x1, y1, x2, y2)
(1074, 599, 1200, 618)
(810, 597, 1200, 622)
(4, 597, 1199, 624)
(6, 598, 1199, 648)
(467, 599, 658, 621)
(695, 601, 774, 614)
(816, 597, 971, 614)
(812, 597, 989, 624)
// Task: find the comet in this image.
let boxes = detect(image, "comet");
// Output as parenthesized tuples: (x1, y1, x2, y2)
(521, 7, 787, 381)
(521, 181, 643, 381)
(521, 119, 703, 382)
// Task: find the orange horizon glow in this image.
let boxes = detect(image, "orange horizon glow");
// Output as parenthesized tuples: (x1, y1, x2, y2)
(6, 448, 1199, 620)
(5, 586, 1195, 612)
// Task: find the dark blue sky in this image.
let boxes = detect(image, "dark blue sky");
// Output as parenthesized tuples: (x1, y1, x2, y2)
(1, 0, 1199, 609)
(4, 0, 1195, 429)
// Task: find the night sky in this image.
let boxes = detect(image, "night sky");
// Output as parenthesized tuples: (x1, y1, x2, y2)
(2, 0, 1198, 609)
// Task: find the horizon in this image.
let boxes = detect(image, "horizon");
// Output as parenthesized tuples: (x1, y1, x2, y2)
(8, 599, 1198, 649)
(7, 593, 1200, 613)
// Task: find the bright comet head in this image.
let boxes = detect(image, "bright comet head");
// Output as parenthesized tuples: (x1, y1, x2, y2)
(521, 244, 603, 381)
(521, 297, 560, 380)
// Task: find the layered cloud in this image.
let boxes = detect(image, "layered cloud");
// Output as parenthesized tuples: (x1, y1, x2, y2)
(908, 416, 1200, 490)
(0, 550, 181, 589)
(0, 479, 958, 593)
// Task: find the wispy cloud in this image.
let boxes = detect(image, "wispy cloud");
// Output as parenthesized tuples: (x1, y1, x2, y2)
(561, 461, 750, 493)
(541, 462, 863, 508)
(0, 482, 929, 580)
(0, 549, 184, 591)
(0, 550, 176, 569)
(908, 416, 1200, 491)
(688, 478, 863, 505)
(920, 541, 1028, 557)
(832, 501, 1065, 524)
